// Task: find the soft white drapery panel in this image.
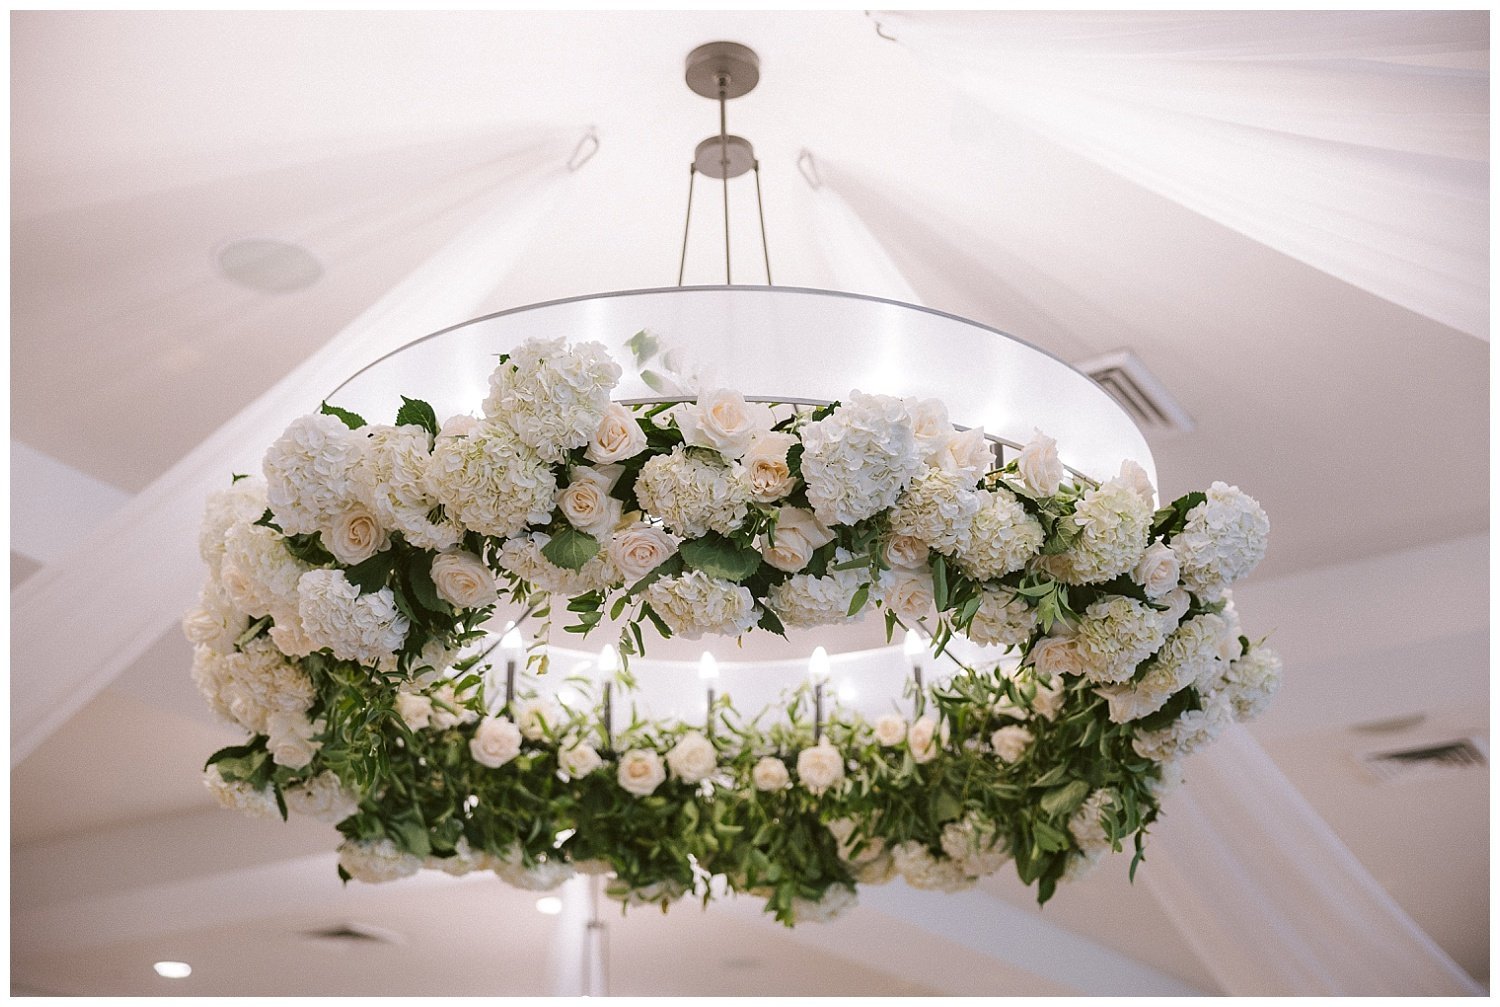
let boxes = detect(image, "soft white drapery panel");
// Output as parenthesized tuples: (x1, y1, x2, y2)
(882, 11, 1489, 339)
(1143, 724, 1485, 995)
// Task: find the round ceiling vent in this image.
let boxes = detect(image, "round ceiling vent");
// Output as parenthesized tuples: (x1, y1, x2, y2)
(216, 237, 323, 293)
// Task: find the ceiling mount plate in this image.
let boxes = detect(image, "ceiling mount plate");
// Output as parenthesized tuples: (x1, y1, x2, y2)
(694, 135, 755, 178)
(685, 41, 759, 100)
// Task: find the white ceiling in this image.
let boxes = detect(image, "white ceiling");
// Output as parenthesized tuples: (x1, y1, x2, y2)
(9, 9, 1489, 996)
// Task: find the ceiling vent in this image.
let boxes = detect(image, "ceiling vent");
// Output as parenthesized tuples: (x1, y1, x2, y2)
(1358, 737, 1488, 784)
(1076, 350, 1194, 436)
(302, 922, 403, 947)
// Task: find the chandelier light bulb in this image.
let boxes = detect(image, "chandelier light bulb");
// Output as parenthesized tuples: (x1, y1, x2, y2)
(535, 896, 563, 915)
(597, 644, 619, 675)
(153, 962, 191, 979)
(500, 625, 525, 659)
(808, 646, 831, 684)
(698, 651, 720, 681)
(903, 628, 927, 661)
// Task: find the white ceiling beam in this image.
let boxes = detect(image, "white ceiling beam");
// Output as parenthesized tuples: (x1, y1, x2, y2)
(10, 440, 130, 565)
(10, 133, 584, 767)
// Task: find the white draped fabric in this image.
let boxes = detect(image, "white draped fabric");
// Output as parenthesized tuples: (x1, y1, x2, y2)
(1144, 724, 1485, 995)
(882, 11, 1489, 339)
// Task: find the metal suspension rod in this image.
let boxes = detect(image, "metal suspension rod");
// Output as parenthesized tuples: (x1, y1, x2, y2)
(753, 160, 772, 285)
(718, 81, 732, 284)
(676, 165, 697, 286)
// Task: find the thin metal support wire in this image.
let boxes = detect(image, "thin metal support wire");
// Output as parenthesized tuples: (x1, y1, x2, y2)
(753, 160, 772, 285)
(718, 84, 732, 284)
(676, 165, 697, 286)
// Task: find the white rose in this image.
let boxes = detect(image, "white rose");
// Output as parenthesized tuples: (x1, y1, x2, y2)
(325, 502, 388, 566)
(557, 468, 623, 538)
(469, 716, 523, 768)
(1158, 587, 1192, 628)
(267, 712, 322, 769)
(990, 725, 1034, 764)
(617, 749, 667, 796)
(1029, 634, 1085, 680)
(515, 698, 563, 741)
(608, 524, 679, 584)
(752, 756, 791, 791)
(906, 397, 952, 458)
(931, 427, 993, 482)
(873, 714, 908, 747)
(762, 507, 837, 573)
(438, 414, 480, 440)
(880, 568, 936, 623)
(430, 550, 498, 609)
(666, 732, 718, 784)
(1118, 459, 1156, 507)
(560, 741, 604, 779)
(585, 403, 648, 463)
(677, 388, 774, 459)
(743, 431, 799, 502)
(1131, 542, 1180, 600)
(797, 742, 846, 795)
(1017, 429, 1064, 497)
(907, 716, 942, 764)
(883, 534, 928, 570)
(395, 692, 433, 730)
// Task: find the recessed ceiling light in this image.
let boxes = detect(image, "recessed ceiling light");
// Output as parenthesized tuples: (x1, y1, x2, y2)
(215, 237, 323, 293)
(535, 896, 563, 915)
(153, 961, 192, 979)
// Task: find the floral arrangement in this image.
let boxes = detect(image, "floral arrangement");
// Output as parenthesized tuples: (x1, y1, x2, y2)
(186, 335, 1279, 925)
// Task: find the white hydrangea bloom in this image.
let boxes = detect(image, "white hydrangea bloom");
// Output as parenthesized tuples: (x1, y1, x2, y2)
(1052, 477, 1153, 585)
(284, 771, 361, 823)
(482, 337, 621, 463)
(940, 814, 1012, 877)
(791, 884, 858, 924)
(634, 446, 751, 538)
(607, 879, 691, 909)
(1068, 788, 1117, 854)
(1174, 482, 1271, 600)
(218, 523, 310, 620)
(497, 531, 622, 597)
(1074, 596, 1170, 685)
(889, 469, 980, 554)
(1131, 690, 1233, 761)
(194, 637, 316, 735)
(425, 421, 556, 539)
(493, 848, 576, 891)
(425, 837, 497, 877)
(198, 477, 268, 577)
(353, 424, 461, 551)
(1062, 848, 1105, 883)
(890, 841, 976, 892)
(203, 765, 278, 819)
(1215, 645, 1283, 721)
(296, 569, 409, 665)
(800, 392, 924, 526)
(337, 839, 423, 884)
(827, 818, 886, 865)
(1095, 613, 1225, 724)
(181, 579, 250, 656)
(852, 852, 899, 886)
(953, 486, 1045, 581)
(965, 586, 1038, 647)
(644, 570, 759, 640)
(766, 557, 869, 629)
(263, 413, 366, 535)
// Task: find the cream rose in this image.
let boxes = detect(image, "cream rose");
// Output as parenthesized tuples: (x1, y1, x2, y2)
(762, 507, 837, 574)
(1118, 459, 1156, 507)
(797, 742, 846, 795)
(585, 402, 648, 463)
(1158, 587, 1192, 629)
(666, 732, 718, 784)
(267, 712, 322, 769)
(1029, 634, 1085, 680)
(395, 691, 433, 730)
(515, 698, 563, 741)
(617, 749, 667, 797)
(560, 741, 604, 779)
(469, 716, 523, 768)
(677, 388, 774, 459)
(557, 468, 623, 538)
(907, 716, 942, 764)
(1017, 430, 1064, 497)
(752, 756, 791, 791)
(430, 550, 498, 610)
(991, 725, 1034, 764)
(608, 524, 679, 584)
(931, 427, 993, 482)
(883, 534, 928, 570)
(880, 569, 936, 623)
(906, 397, 952, 458)
(744, 431, 799, 502)
(873, 714, 908, 747)
(438, 414, 480, 440)
(1131, 541, 1180, 600)
(326, 503, 388, 566)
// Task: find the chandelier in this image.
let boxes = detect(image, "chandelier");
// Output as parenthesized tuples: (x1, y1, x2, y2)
(186, 41, 1279, 929)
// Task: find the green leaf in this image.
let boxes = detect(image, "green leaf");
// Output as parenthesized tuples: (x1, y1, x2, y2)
(846, 584, 870, 617)
(541, 527, 601, 571)
(234, 615, 272, 649)
(758, 607, 787, 637)
(679, 533, 763, 582)
(931, 554, 950, 611)
(345, 549, 397, 594)
(931, 790, 963, 823)
(640, 603, 673, 640)
(1032, 819, 1071, 853)
(395, 396, 439, 436)
(319, 401, 367, 430)
(1039, 779, 1090, 819)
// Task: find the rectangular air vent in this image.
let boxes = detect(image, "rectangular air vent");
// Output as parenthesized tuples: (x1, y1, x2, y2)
(1358, 738, 1488, 784)
(1077, 350, 1195, 436)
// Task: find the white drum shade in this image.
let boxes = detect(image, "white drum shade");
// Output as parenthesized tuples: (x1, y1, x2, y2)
(328, 285, 1155, 487)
